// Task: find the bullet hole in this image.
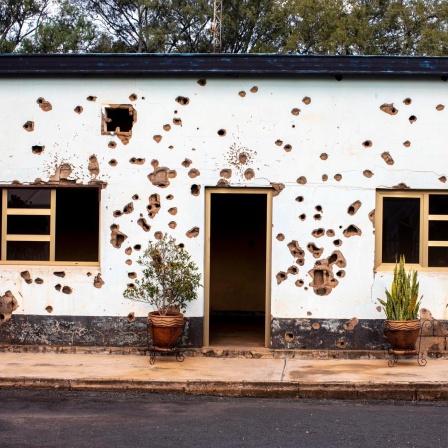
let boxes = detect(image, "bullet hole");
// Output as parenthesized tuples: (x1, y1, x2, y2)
(127, 283, 135, 290)
(334, 174, 342, 181)
(217, 179, 230, 187)
(45, 306, 53, 313)
(299, 214, 306, 221)
(288, 265, 299, 275)
(380, 103, 398, 115)
(365, 210, 374, 228)
(436, 104, 445, 111)
(326, 229, 335, 237)
(376, 306, 382, 312)
(362, 140, 372, 148)
(113, 210, 123, 218)
(125, 247, 132, 255)
(307, 243, 324, 258)
(55, 284, 61, 291)
(363, 169, 374, 178)
(54, 271, 65, 278)
(163, 124, 172, 132)
(108, 141, 117, 149)
(403, 140, 411, 147)
(32, 145, 45, 155)
(284, 332, 294, 342)
(292, 125, 295, 128)
(312, 228, 325, 238)
(220, 168, 232, 179)
(291, 108, 300, 116)
(343, 224, 362, 238)
(276, 233, 285, 241)
(191, 184, 201, 196)
(403, 98, 412, 105)
(287, 241, 305, 266)
(125, 259, 132, 265)
(87, 96, 97, 102)
(74, 105, 83, 114)
(392, 182, 410, 190)
(88, 155, 99, 176)
(186, 227, 200, 238)
(276, 271, 288, 284)
(130, 157, 145, 165)
(275, 139, 283, 146)
(182, 158, 192, 168)
(237, 153, 248, 166)
(336, 270, 345, 278)
(109, 159, 118, 166)
(175, 96, 190, 106)
(333, 239, 342, 246)
(148, 167, 177, 188)
(297, 176, 307, 185)
(36, 97, 52, 111)
(154, 231, 163, 240)
(168, 207, 177, 216)
(20, 271, 32, 284)
(174, 110, 178, 114)
(313, 205, 322, 213)
(166, 194, 174, 200)
(284, 144, 292, 152)
(270, 182, 285, 196)
(244, 168, 255, 180)
(129, 93, 137, 101)
(153, 135, 162, 143)
(380, 152, 394, 165)
(126, 312, 135, 323)
(197, 79, 207, 86)
(62, 286, 72, 295)
(188, 168, 200, 178)
(128, 272, 137, 279)
(151, 159, 159, 168)
(93, 273, 105, 288)
(217, 129, 227, 137)
(336, 339, 347, 348)
(137, 217, 150, 232)
(122, 203, 134, 215)
(320, 153, 328, 160)
(310, 322, 320, 330)
(23, 121, 34, 132)
(250, 86, 258, 93)
(35, 278, 44, 284)
(238, 91, 246, 97)
(304, 287, 308, 291)
(347, 200, 362, 216)
(409, 115, 417, 124)
(295, 279, 304, 287)
(178, 243, 185, 249)
(302, 96, 311, 105)
(313, 214, 322, 220)
(296, 196, 304, 202)
(439, 176, 447, 183)
(134, 244, 141, 251)
(168, 221, 177, 229)
(110, 224, 127, 248)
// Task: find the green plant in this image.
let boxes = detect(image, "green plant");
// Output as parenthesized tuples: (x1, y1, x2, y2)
(123, 234, 201, 315)
(377, 255, 422, 321)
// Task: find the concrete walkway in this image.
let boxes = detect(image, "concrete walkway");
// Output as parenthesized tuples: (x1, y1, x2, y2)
(0, 351, 447, 400)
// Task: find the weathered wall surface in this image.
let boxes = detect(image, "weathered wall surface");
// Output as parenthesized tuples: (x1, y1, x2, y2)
(0, 75, 447, 347)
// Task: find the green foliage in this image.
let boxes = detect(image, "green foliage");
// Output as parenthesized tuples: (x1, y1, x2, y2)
(123, 234, 201, 315)
(377, 255, 422, 321)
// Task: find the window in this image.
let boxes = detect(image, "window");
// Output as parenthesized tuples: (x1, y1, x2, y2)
(101, 105, 136, 135)
(0, 187, 99, 265)
(376, 191, 448, 269)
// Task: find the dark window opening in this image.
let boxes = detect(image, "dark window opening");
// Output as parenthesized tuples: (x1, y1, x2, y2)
(104, 106, 134, 133)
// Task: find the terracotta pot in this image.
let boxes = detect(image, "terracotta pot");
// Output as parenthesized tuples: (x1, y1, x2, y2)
(384, 319, 420, 350)
(148, 311, 184, 349)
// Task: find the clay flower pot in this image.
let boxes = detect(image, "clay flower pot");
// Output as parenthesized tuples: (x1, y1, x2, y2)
(148, 311, 184, 350)
(384, 319, 420, 351)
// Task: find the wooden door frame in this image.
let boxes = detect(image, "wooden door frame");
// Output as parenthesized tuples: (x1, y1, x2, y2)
(204, 187, 273, 348)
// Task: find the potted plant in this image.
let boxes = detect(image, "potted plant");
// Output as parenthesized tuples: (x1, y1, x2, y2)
(123, 233, 201, 355)
(378, 255, 423, 352)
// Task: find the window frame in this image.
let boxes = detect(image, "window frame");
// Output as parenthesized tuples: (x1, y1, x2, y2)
(375, 190, 448, 271)
(0, 186, 100, 266)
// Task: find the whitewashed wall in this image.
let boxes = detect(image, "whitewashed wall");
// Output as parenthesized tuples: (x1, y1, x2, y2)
(0, 76, 447, 321)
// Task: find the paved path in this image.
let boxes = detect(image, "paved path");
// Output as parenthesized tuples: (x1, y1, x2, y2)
(1, 352, 447, 400)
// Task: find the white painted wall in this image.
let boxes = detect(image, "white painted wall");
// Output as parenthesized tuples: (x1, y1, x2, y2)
(0, 76, 447, 321)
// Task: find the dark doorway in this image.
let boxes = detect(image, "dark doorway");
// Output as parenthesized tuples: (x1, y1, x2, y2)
(209, 192, 267, 347)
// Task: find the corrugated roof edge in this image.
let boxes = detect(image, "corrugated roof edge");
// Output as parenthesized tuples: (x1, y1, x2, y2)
(0, 54, 447, 76)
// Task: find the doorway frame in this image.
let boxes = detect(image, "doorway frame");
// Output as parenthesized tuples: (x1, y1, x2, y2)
(204, 187, 273, 348)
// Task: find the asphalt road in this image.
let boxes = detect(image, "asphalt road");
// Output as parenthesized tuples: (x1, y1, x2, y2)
(0, 390, 447, 447)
